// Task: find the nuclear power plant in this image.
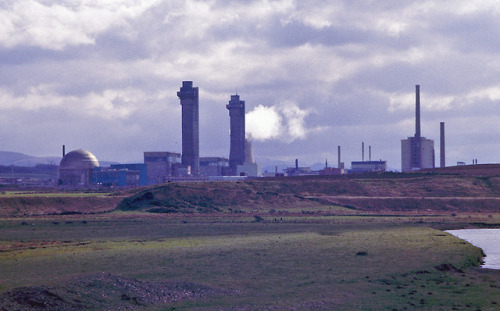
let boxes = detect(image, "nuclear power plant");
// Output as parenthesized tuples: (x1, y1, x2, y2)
(401, 85, 435, 172)
(49, 81, 466, 188)
(58, 149, 100, 187)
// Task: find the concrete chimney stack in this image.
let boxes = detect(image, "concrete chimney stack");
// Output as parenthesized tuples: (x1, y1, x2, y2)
(338, 146, 341, 169)
(415, 85, 421, 139)
(295, 159, 299, 170)
(369, 145, 372, 162)
(62, 145, 65, 157)
(440, 122, 445, 168)
(362, 142, 365, 162)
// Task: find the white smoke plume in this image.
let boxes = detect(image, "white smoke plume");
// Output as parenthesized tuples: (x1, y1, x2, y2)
(246, 101, 311, 143)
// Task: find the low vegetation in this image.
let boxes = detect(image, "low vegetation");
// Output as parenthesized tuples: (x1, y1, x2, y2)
(1, 173, 500, 309)
(118, 174, 500, 214)
(1, 217, 499, 310)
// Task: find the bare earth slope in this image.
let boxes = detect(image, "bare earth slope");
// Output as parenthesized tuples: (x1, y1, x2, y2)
(119, 173, 500, 213)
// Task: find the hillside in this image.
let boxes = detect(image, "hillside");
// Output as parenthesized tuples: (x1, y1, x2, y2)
(0, 151, 60, 167)
(119, 173, 500, 214)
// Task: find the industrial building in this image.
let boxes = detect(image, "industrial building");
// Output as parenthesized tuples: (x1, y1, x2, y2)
(177, 81, 200, 176)
(144, 152, 181, 184)
(350, 161, 387, 174)
(401, 85, 435, 172)
(285, 159, 314, 176)
(199, 157, 229, 176)
(318, 167, 343, 175)
(227, 94, 246, 175)
(93, 164, 147, 187)
(58, 149, 99, 187)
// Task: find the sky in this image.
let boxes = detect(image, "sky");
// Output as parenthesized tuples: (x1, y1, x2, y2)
(1, 0, 500, 171)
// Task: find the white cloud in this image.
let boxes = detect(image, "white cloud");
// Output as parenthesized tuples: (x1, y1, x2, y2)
(1, 0, 500, 167)
(0, 86, 149, 119)
(0, 0, 160, 50)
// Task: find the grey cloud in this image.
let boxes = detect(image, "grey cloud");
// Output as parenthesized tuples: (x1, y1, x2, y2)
(1, 0, 500, 170)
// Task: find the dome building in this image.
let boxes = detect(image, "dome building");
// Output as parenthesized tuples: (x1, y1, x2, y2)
(59, 149, 99, 187)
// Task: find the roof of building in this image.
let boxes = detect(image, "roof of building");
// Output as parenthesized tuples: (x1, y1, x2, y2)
(59, 149, 99, 170)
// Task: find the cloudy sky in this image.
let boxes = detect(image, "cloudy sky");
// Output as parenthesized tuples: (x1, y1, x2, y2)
(1, 0, 500, 170)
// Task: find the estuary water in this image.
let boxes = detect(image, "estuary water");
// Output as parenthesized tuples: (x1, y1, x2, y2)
(446, 229, 500, 270)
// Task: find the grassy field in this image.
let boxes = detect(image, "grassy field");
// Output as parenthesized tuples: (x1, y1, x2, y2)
(1, 212, 500, 310)
(2, 174, 500, 309)
(0, 191, 109, 197)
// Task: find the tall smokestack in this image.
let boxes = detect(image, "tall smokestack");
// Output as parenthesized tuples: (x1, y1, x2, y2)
(369, 145, 372, 162)
(62, 145, 65, 157)
(338, 146, 341, 169)
(415, 85, 421, 139)
(440, 122, 445, 168)
(295, 159, 298, 169)
(362, 142, 365, 162)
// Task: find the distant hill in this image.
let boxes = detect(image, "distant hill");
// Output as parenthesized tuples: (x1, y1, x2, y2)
(0, 151, 60, 167)
(0, 151, 118, 167)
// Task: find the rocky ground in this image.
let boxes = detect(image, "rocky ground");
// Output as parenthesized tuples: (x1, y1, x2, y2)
(0, 273, 228, 310)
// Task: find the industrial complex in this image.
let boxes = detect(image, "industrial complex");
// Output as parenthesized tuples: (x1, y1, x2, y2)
(1, 82, 466, 188)
(55, 81, 261, 188)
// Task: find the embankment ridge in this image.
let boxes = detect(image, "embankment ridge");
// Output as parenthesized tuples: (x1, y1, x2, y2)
(118, 173, 500, 213)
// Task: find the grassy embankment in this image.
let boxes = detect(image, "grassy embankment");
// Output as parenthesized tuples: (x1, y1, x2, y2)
(119, 173, 500, 215)
(0, 189, 135, 217)
(1, 173, 500, 309)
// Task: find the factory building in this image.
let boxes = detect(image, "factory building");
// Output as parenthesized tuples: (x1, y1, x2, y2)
(144, 152, 181, 184)
(226, 94, 246, 175)
(177, 81, 200, 176)
(93, 164, 147, 187)
(401, 85, 435, 172)
(200, 157, 229, 176)
(285, 159, 314, 176)
(350, 161, 387, 174)
(58, 149, 99, 187)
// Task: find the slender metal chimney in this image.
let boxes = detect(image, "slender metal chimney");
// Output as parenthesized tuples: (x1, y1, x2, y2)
(440, 122, 445, 168)
(62, 145, 66, 157)
(362, 142, 365, 162)
(415, 85, 421, 138)
(295, 159, 299, 169)
(369, 145, 372, 162)
(338, 146, 341, 169)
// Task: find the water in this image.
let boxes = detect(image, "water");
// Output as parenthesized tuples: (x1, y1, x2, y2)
(446, 229, 500, 270)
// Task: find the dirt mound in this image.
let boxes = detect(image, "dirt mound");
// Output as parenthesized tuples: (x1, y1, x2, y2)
(0, 273, 227, 310)
(0, 196, 123, 217)
(118, 174, 500, 213)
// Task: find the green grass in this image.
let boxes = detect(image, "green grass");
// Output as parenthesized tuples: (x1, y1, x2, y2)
(0, 191, 110, 197)
(1, 215, 498, 310)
